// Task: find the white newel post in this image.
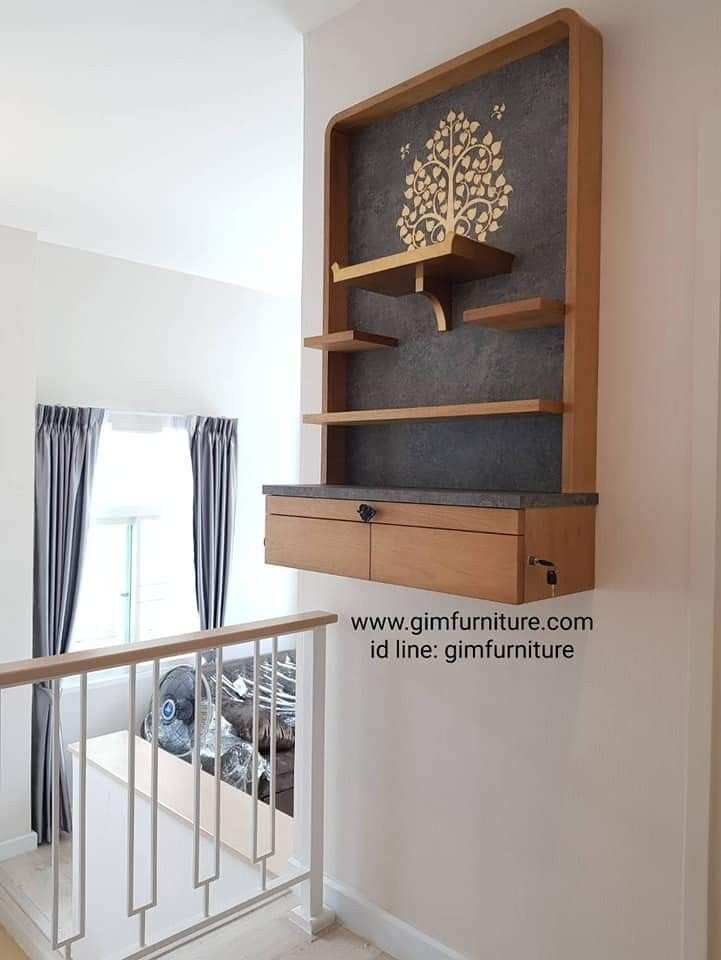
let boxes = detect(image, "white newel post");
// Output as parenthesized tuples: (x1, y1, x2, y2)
(291, 624, 335, 935)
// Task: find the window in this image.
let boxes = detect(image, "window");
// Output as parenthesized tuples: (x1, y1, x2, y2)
(72, 417, 200, 651)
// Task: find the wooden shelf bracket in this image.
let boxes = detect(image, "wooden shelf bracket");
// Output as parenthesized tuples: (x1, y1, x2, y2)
(415, 265, 451, 332)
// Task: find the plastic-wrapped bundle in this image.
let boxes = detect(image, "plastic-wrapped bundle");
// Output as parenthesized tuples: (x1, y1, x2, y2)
(200, 717, 271, 790)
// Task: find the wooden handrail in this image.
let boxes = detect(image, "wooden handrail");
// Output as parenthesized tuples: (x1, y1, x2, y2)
(0, 611, 338, 689)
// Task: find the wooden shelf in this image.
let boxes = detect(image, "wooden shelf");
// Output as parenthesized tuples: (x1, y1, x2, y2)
(304, 330, 399, 352)
(331, 234, 514, 332)
(303, 398, 562, 427)
(463, 297, 565, 330)
(331, 234, 514, 293)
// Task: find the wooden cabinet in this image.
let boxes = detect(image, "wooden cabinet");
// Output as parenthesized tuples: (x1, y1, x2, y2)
(265, 496, 594, 603)
(264, 12, 601, 603)
(371, 525, 523, 603)
(265, 514, 370, 580)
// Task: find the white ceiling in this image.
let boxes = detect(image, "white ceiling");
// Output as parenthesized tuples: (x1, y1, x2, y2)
(0, 1, 360, 292)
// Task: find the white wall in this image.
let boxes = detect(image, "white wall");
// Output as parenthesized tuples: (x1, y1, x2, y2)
(0, 226, 37, 849)
(0, 1, 305, 851)
(34, 241, 301, 627)
(32, 242, 302, 749)
(300, 2, 720, 959)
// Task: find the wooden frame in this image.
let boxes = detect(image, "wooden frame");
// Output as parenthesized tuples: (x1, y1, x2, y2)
(318, 8, 602, 492)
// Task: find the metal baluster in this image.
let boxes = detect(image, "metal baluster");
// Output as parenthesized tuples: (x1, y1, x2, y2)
(291, 626, 334, 934)
(50, 674, 88, 957)
(213, 648, 222, 883)
(127, 665, 137, 920)
(192, 653, 202, 891)
(127, 662, 159, 947)
(150, 660, 159, 908)
(269, 636, 277, 860)
(192, 650, 223, 918)
(305, 626, 328, 923)
(76, 674, 88, 942)
(49, 675, 88, 954)
(51, 679, 61, 949)
(251, 639, 260, 867)
(201, 648, 224, 917)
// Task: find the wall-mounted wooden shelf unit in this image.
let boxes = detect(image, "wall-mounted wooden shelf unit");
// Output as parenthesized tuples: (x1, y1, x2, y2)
(304, 330, 399, 352)
(303, 398, 563, 426)
(265, 9, 602, 603)
(331, 234, 514, 331)
(463, 297, 565, 330)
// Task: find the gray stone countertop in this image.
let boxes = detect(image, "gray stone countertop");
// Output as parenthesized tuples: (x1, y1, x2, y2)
(262, 484, 598, 509)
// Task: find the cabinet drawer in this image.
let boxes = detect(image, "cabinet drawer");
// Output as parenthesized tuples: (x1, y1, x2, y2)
(267, 496, 363, 523)
(265, 514, 370, 580)
(266, 495, 521, 534)
(371, 525, 523, 603)
(369, 500, 522, 534)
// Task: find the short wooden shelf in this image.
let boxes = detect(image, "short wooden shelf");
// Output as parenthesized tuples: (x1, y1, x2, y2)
(303, 398, 562, 426)
(304, 330, 399, 352)
(331, 234, 514, 332)
(463, 297, 565, 330)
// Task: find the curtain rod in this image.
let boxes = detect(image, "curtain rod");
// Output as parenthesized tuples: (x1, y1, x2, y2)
(106, 410, 188, 432)
(106, 411, 238, 433)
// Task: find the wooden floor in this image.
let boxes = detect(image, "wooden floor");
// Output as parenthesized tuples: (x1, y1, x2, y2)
(0, 924, 28, 959)
(0, 844, 394, 959)
(167, 895, 392, 959)
(0, 895, 391, 960)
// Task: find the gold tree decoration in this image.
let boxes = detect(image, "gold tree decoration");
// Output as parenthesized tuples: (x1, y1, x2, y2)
(396, 109, 513, 249)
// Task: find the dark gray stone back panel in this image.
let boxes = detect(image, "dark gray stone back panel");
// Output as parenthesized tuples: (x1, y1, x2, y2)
(346, 416, 562, 491)
(344, 41, 568, 492)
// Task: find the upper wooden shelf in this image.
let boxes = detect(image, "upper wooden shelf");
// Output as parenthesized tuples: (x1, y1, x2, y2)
(303, 398, 562, 427)
(304, 330, 399, 352)
(331, 234, 514, 293)
(463, 297, 565, 330)
(331, 234, 514, 332)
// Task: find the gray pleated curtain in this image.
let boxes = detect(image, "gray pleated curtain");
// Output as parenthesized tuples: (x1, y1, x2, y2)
(188, 417, 238, 638)
(33, 405, 104, 844)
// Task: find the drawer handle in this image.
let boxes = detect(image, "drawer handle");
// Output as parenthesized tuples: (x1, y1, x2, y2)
(357, 503, 377, 523)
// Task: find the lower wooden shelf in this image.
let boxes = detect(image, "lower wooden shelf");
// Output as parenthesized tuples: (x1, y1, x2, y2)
(304, 330, 399, 352)
(303, 398, 563, 426)
(463, 297, 565, 330)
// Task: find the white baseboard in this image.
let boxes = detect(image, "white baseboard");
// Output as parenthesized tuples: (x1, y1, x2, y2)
(0, 832, 37, 864)
(323, 875, 468, 960)
(0, 859, 465, 960)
